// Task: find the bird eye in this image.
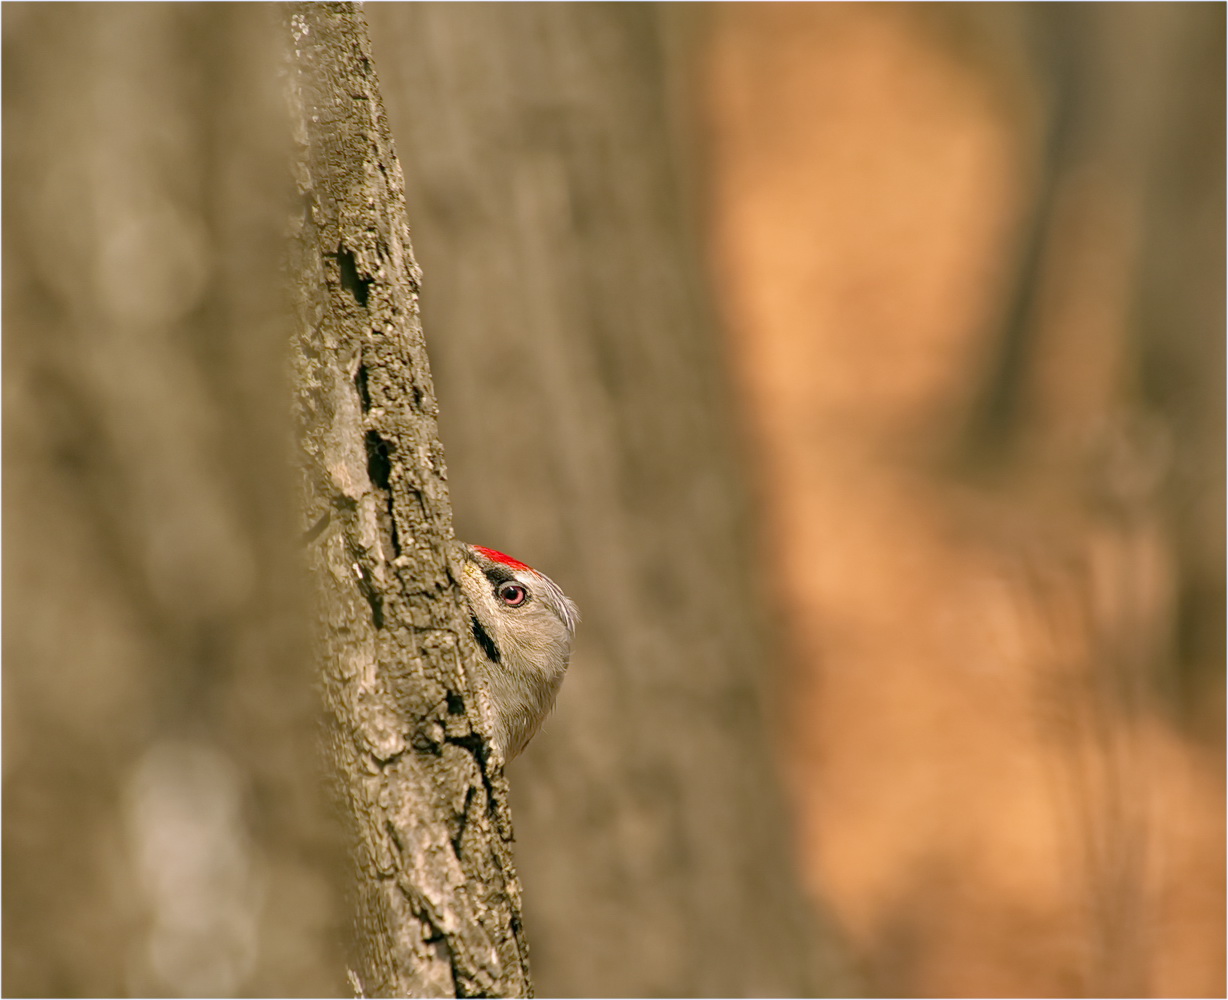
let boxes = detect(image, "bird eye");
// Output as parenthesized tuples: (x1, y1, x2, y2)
(497, 581, 528, 607)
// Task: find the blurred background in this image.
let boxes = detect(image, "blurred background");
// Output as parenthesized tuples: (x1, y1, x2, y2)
(5, 3, 1223, 997)
(695, 6, 1225, 995)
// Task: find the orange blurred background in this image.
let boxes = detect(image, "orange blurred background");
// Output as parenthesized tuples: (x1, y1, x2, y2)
(702, 5, 1224, 996)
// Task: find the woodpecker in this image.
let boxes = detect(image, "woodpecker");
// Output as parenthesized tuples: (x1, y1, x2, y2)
(456, 542, 579, 761)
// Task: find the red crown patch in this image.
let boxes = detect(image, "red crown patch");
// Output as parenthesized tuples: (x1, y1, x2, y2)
(472, 545, 532, 573)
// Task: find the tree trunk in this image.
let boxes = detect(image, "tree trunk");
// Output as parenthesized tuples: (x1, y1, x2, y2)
(3, 5, 347, 995)
(366, 6, 854, 996)
(288, 5, 531, 996)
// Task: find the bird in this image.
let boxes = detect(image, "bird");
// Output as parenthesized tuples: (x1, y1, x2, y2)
(456, 542, 579, 761)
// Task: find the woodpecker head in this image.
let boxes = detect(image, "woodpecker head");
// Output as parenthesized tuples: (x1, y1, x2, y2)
(456, 542, 579, 760)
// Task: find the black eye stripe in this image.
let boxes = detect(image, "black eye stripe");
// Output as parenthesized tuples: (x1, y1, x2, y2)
(483, 566, 518, 587)
(470, 615, 501, 664)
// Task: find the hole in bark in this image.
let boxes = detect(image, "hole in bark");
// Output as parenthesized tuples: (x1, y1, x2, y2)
(450, 785, 476, 861)
(362, 580, 384, 629)
(365, 431, 392, 490)
(386, 495, 401, 558)
(336, 244, 371, 306)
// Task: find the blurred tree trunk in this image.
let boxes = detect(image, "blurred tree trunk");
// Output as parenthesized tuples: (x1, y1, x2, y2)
(2, 5, 347, 995)
(954, 4, 1224, 732)
(367, 6, 854, 996)
(1124, 5, 1225, 728)
(288, 5, 531, 996)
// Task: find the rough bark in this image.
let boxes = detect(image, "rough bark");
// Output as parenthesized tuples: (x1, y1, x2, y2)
(287, 5, 531, 997)
(366, 6, 854, 996)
